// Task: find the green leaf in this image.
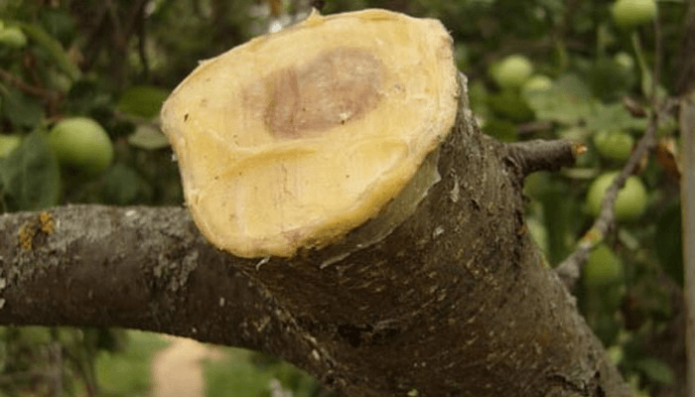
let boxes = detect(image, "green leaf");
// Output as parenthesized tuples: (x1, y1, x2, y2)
(19, 22, 81, 81)
(96, 331, 169, 396)
(127, 124, 170, 150)
(655, 201, 683, 286)
(0, 134, 22, 157)
(585, 102, 648, 133)
(487, 89, 534, 122)
(40, 8, 77, 45)
(117, 86, 170, 119)
(634, 358, 674, 385)
(1, 89, 44, 129)
(0, 130, 60, 211)
(66, 78, 111, 115)
(205, 349, 275, 397)
(523, 74, 593, 124)
(101, 163, 152, 205)
(588, 58, 635, 101)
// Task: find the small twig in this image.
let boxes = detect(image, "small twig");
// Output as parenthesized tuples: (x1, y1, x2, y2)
(106, 0, 124, 50)
(136, 5, 149, 78)
(0, 68, 58, 100)
(83, 0, 147, 74)
(506, 139, 580, 178)
(556, 0, 582, 48)
(0, 67, 63, 117)
(652, 6, 662, 106)
(82, 4, 110, 71)
(123, 0, 149, 39)
(555, 99, 678, 289)
(556, 12, 673, 290)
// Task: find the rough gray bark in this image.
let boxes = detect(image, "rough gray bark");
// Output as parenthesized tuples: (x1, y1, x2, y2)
(0, 78, 630, 397)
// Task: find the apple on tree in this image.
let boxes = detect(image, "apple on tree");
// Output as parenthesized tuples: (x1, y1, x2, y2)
(491, 54, 533, 90)
(522, 75, 553, 93)
(613, 52, 635, 72)
(0, 26, 27, 49)
(584, 244, 624, 287)
(0, 135, 21, 157)
(48, 117, 114, 175)
(593, 130, 634, 162)
(586, 171, 648, 221)
(611, 0, 657, 29)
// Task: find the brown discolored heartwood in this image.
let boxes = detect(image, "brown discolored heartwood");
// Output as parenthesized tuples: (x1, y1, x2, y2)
(261, 47, 383, 139)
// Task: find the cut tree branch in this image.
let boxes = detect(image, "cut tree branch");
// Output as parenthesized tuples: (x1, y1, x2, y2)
(0, 83, 633, 394)
(0, 205, 327, 379)
(0, 123, 632, 396)
(506, 139, 582, 178)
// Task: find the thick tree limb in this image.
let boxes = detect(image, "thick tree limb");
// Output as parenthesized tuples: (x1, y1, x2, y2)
(0, 205, 326, 378)
(0, 75, 630, 396)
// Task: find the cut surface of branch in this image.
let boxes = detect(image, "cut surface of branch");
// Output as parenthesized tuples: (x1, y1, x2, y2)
(161, 9, 459, 258)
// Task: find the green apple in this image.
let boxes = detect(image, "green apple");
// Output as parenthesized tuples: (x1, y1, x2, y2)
(586, 172, 647, 221)
(612, 0, 657, 29)
(49, 117, 114, 174)
(584, 244, 623, 287)
(46, 69, 73, 93)
(491, 55, 533, 90)
(0, 134, 21, 157)
(522, 75, 553, 93)
(593, 130, 634, 161)
(607, 345, 624, 366)
(0, 27, 27, 49)
(613, 52, 635, 71)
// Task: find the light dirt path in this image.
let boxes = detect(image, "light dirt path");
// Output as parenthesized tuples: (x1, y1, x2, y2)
(151, 336, 223, 397)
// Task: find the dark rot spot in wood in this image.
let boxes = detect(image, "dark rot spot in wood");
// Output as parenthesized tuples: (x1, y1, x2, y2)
(264, 48, 383, 139)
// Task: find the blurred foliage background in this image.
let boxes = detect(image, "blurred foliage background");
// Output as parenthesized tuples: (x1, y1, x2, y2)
(0, 0, 689, 396)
